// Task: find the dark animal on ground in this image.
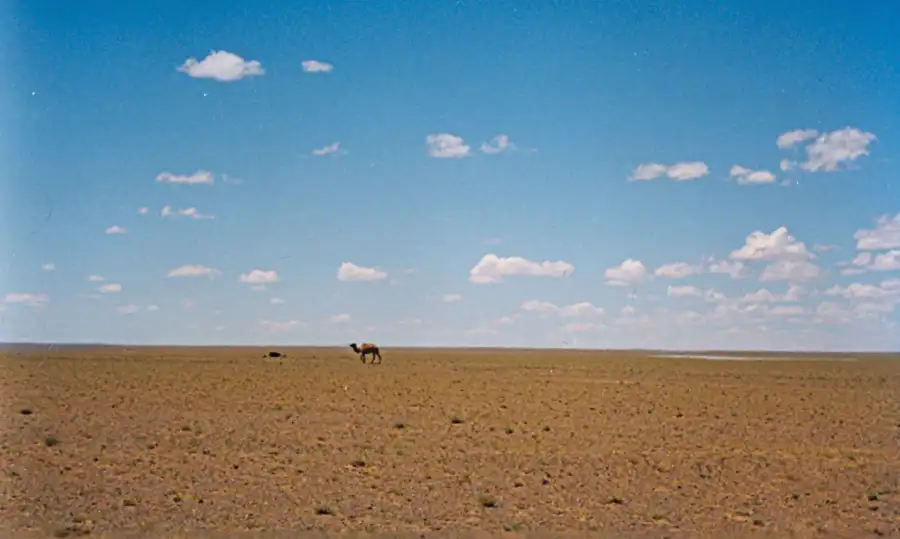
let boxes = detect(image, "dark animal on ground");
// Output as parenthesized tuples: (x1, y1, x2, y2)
(350, 343, 382, 364)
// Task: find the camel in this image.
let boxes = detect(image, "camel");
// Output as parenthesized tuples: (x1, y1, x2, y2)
(349, 342, 382, 364)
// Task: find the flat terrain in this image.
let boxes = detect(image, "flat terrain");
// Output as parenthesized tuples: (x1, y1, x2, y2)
(2, 346, 900, 539)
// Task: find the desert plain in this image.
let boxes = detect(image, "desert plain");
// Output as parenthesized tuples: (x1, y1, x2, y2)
(1, 345, 899, 539)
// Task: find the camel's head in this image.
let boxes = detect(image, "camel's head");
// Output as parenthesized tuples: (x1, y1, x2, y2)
(349, 343, 360, 353)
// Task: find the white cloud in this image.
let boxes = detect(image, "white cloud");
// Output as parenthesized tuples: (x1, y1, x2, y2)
(854, 213, 900, 251)
(117, 304, 139, 315)
(629, 162, 709, 182)
(145, 304, 159, 312)
(426, 133, 470, 158)
(337, 262, 388, 282)
(769, 305, 805, 316)
(813, 243, 837, 252)
(667, 285, 702, 298)
(98, 283, 122, 293)
(776, 129, 819, 149)
(706, 258, 746, 279)
(521, 300, 603, 318)
(312, 142, 341, 156)
(842, 250, 900, 274)
(825, 283, 898, 301)
(138, 207, 149, 215)
(301, 59, 333, 73)
(441, 293, 462, 303)
(729, 165, 776, 185)
(105, 225, 127, 235)
(729, 226, 812, 261)
(328, 313, 351, 324)
(178, 50, 264, 82)
(88, 275, 105, 282)
(42, 263, 55, 272)
(239, 269, 280, 284)
(741, 288, 779, 303)
(270, 297, 285, 305)
(760, 259, 821, 282)
(654, 262, 702, 279)
(155, 171, 214, 185)
(178, 207, 215, 220)
(166, 264, 219, 278)
(799, 127, 877, 172)
(161, 205, 173, 217)
(778, 127, 877, 173)
(260, 320, 306, 333)
(4, 293, 49, 307)
(604, 259, 647, 287)
(480, 134, 515, 154)
(469, 254, 574, 284)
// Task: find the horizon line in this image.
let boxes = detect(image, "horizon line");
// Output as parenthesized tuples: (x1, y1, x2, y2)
(1, 342, 897, 355)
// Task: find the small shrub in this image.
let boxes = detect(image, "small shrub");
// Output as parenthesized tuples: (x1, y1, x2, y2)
(451, 416, 464, 424)
(314, 505, 334, 515)
(44, 436, 60, 447)
(478, 494, 498, 508)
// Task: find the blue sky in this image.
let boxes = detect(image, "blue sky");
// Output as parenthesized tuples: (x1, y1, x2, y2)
(3, 0, 899, 350)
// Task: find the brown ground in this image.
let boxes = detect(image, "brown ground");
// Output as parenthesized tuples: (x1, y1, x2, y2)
(2, 346, 900, 539)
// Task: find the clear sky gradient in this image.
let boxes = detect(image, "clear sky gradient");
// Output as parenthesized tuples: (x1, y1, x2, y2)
(3, 0, 899, 350)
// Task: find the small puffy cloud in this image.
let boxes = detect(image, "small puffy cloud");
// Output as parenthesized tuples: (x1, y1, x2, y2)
(5, 293, 49, 307)
(604, 259, 647, 287)
(42, 263, 55, 272)
(654, 262, 702, 279)
(426, 133, 470, 159)
(729, 165, 776, 185)
(328, 313, 351, 324)
(145, 304, 160, 311)
(667, 285, 702, 298)
(799, 127, 877, 172)
(166, 264, 219, 278)
(776, 129, 819, 149)
(161, 205, 173, 217)
(706, 258, 746, 279)
(729, 226, 811, 261)
(741, 288, 779, 303)
(778, 127, 877, 173)
(520, 300, 603, 318)
(270, 297, 285, 305)
(312, 142, 341, 156)
(88, 275, 105, 282)
(813, 243, 837, 252)
(480, 134, 515, 154)
(117, 304, 139, 315)
(155, 170, 214, 185)
(441, 293, 462, 303)
(769, 305, 805, 316)
(469, 254, 574, 284)
(239, 269, 280, 284)
(260, 320, 306, 333)
(138, 207, 149, 215)
(760, 259, 821, 282)
(825, 282, 898, 300)
(98, 283, 122, 293)
(177, 207, 215, 220)
(629, 162, 709, 182)
(105, 225, 127, 235)
(854, 213, 900, 251)
(301, 59, 334, 73)
(842, 250, 900, 274)
(178, 50, 264, 82)
(337, 262, 387, 282)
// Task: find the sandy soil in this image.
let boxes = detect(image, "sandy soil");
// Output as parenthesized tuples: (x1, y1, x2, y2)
(2, 346, 899, 539)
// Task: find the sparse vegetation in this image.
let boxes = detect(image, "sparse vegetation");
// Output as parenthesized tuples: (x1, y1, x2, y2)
(2, 345, 898, 537)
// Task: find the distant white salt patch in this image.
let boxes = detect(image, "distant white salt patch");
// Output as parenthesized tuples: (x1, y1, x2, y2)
(653, 353, 859, 362)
